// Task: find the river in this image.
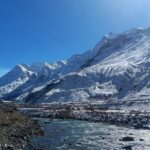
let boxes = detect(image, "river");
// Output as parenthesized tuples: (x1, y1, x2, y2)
(25, 118, 150, 150)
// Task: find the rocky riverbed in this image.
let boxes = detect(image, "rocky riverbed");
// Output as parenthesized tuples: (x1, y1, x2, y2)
(19, 102, 150, 129)
(1, 102, 150, 150)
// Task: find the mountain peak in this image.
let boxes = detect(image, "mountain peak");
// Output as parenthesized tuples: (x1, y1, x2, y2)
(14, 64, 30, 72)
(103, 32, 119, 40)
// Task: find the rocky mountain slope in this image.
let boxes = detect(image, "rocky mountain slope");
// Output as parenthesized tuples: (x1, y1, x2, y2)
(1, 27, 150, 106)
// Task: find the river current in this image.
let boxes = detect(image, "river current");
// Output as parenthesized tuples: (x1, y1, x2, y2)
(25, 119, 150, 150)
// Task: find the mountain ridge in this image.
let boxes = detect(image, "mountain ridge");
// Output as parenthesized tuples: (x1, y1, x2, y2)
(1, 27, 150, 109)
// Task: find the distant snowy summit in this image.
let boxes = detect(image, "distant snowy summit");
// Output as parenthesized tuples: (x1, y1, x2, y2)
(1, 27, 150, 107)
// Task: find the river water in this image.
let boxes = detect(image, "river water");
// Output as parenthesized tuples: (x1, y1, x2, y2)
(25, 119, 150, 150)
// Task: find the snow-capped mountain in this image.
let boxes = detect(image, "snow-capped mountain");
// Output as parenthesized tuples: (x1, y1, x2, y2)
(1, 27, 150, 105)
(0, 64, 34, 97)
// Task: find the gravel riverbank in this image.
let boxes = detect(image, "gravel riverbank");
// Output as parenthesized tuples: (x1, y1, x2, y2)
(19, 103, 150, 129)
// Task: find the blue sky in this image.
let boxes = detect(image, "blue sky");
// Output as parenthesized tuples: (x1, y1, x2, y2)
(0, 0, 150, 76)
